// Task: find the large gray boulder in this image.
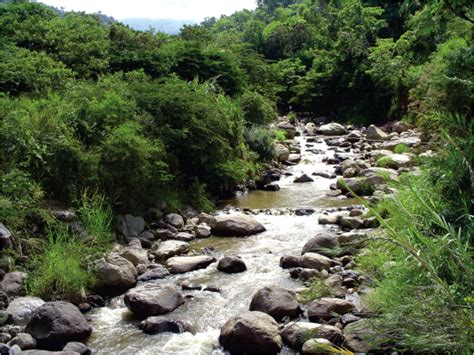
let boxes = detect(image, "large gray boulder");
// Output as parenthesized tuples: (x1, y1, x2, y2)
(6, 296, 45, 326)
(94, 255, 137, 295)
(318, 123, 346, 136)
(308, 298, 354, 322)
(212, 214, 266, 237)
(219, 311, 283, 354)
(118, 214, 145, 239)
(124, 285, 184, 318)
(1, 272, 27, 298)
(25, 301, 92, 349)
(302, 234, 339, 256)
(274, 143, 290, 162)
(299, 253, 332, 271)
(280, 321, 344, 350)
(336, 178, 363, 195)
(152, 240, 189, 262)
(366, 125, 389, 141)
(249, 287, 301, 322)
(165, 255, 216, 274)
(163, 214, 185, 229)
(119, 246, 148, 267)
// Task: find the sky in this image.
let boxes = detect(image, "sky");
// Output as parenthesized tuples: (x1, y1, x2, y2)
(39, 0, 257, 21)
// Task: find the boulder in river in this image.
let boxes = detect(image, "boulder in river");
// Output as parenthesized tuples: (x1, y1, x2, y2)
(137, 265, 170, 282)
(302, 234, 339, 256)
(195, 224, 211, 239)
(308, 297, 354, 322)
(62, 341, 91, 355)
(212, 214, 266, 237)
(294, 174, 314, 183)
(264, 183, 281, 191)
(93, 255, 137, 295)
(6, 296, 45, 326)
(124, 285, 184, 318)
(277, 122, 296, 139)
(153, 240, 189, 262)
(217, 256, 247, 274)
(219, 311, 283, 354)
(140, 316, 190, 335)
(312, 171, 336, 179)
(279, 255, 300, 269)
(249, 287, 301, 321)
(280, 321, 344, 350)
(165, 255, 216, 274)
(25, 301, 92, 349)
(302, 338, 334, 354)
(336, 178, 363, 195)
(318, 123, 346, 136)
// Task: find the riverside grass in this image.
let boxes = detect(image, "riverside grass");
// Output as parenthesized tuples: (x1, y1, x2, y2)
(351, 134, 473, 352)
(27, 194, 114, 299)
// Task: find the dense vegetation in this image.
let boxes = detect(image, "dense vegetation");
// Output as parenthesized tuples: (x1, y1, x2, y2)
(0, 0, 472, 351)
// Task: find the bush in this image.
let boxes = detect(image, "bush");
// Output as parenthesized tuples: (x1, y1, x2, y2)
(394, 143, 409, 154)
(244, 126, 275, 162)
(100, 122, 171, 212)
(240, 90, 277, 125)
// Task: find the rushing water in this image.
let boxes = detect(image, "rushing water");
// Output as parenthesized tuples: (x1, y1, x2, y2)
(87, 132, 356, 354)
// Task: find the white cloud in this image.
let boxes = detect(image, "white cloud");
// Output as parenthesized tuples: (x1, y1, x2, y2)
(39, 0, 257, 21)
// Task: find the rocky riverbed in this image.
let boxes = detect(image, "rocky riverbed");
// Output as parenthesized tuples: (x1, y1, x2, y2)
(0, 119, 425, 354)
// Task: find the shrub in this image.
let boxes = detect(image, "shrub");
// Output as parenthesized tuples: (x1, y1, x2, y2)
(240, 90, 277, 125)
(274, 129, 286, 142)
(100, 122, 171, 212)
(244, 126, 275, 162)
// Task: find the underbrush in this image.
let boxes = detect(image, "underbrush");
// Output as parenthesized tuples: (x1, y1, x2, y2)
(357, 125, 473, 352)
(27, 194, 113, 299)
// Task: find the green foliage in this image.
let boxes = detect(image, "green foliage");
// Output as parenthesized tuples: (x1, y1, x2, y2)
(357, 126, 473, 352)
(27, 226, 93, 299)
(0, 45, 74, 95)
(240, 90, 277, 125)
(394, 144, 409, 154)
(100, 122, 171, 211)
(299, 278, 332, 304)
(244, 126, 276, 163)
(375, 156, 398, 169)
(274, 129, 286, 141)
(27, 194, 113, 299)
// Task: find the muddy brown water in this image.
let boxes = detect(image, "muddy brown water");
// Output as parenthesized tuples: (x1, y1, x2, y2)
(87, 133, 359, 354)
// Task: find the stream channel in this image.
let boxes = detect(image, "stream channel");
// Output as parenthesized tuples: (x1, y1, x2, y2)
(87, 130, 359, 354)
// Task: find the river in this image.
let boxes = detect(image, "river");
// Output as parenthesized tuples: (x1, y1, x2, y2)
(87, 131, 358, 354)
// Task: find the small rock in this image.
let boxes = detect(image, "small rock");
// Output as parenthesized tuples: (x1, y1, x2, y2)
(340, 217, 363, 230)
(294, 174, 314, 183)
(8, 333, 36, 350)
(308, 298, 354, 322)
(63, 341, 91, 355)
(137, 265, 170, 282)
(302, 338, 333, 354)
(217, 256, 247, 274)
(302, 234, 339, 256)
(152, 240, 189, 262)
(279, 256, 300, 269)
(140, 316, 188, 335)
(299, 253, 332, 271)
(366, 125, 389, 141)
(212, 215, 266, 237)
(6, 297, 45, 326)
(1, 272, 27, 298)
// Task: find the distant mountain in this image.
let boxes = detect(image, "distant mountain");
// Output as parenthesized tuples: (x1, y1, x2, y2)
(121, 18, 197, 34)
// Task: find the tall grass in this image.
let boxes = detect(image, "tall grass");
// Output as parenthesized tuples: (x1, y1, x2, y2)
(27, 193, 113, 299)
(354, 123, 473, 352)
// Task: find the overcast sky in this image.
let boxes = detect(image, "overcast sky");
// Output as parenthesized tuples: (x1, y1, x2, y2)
(39, 0, 257, 21)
